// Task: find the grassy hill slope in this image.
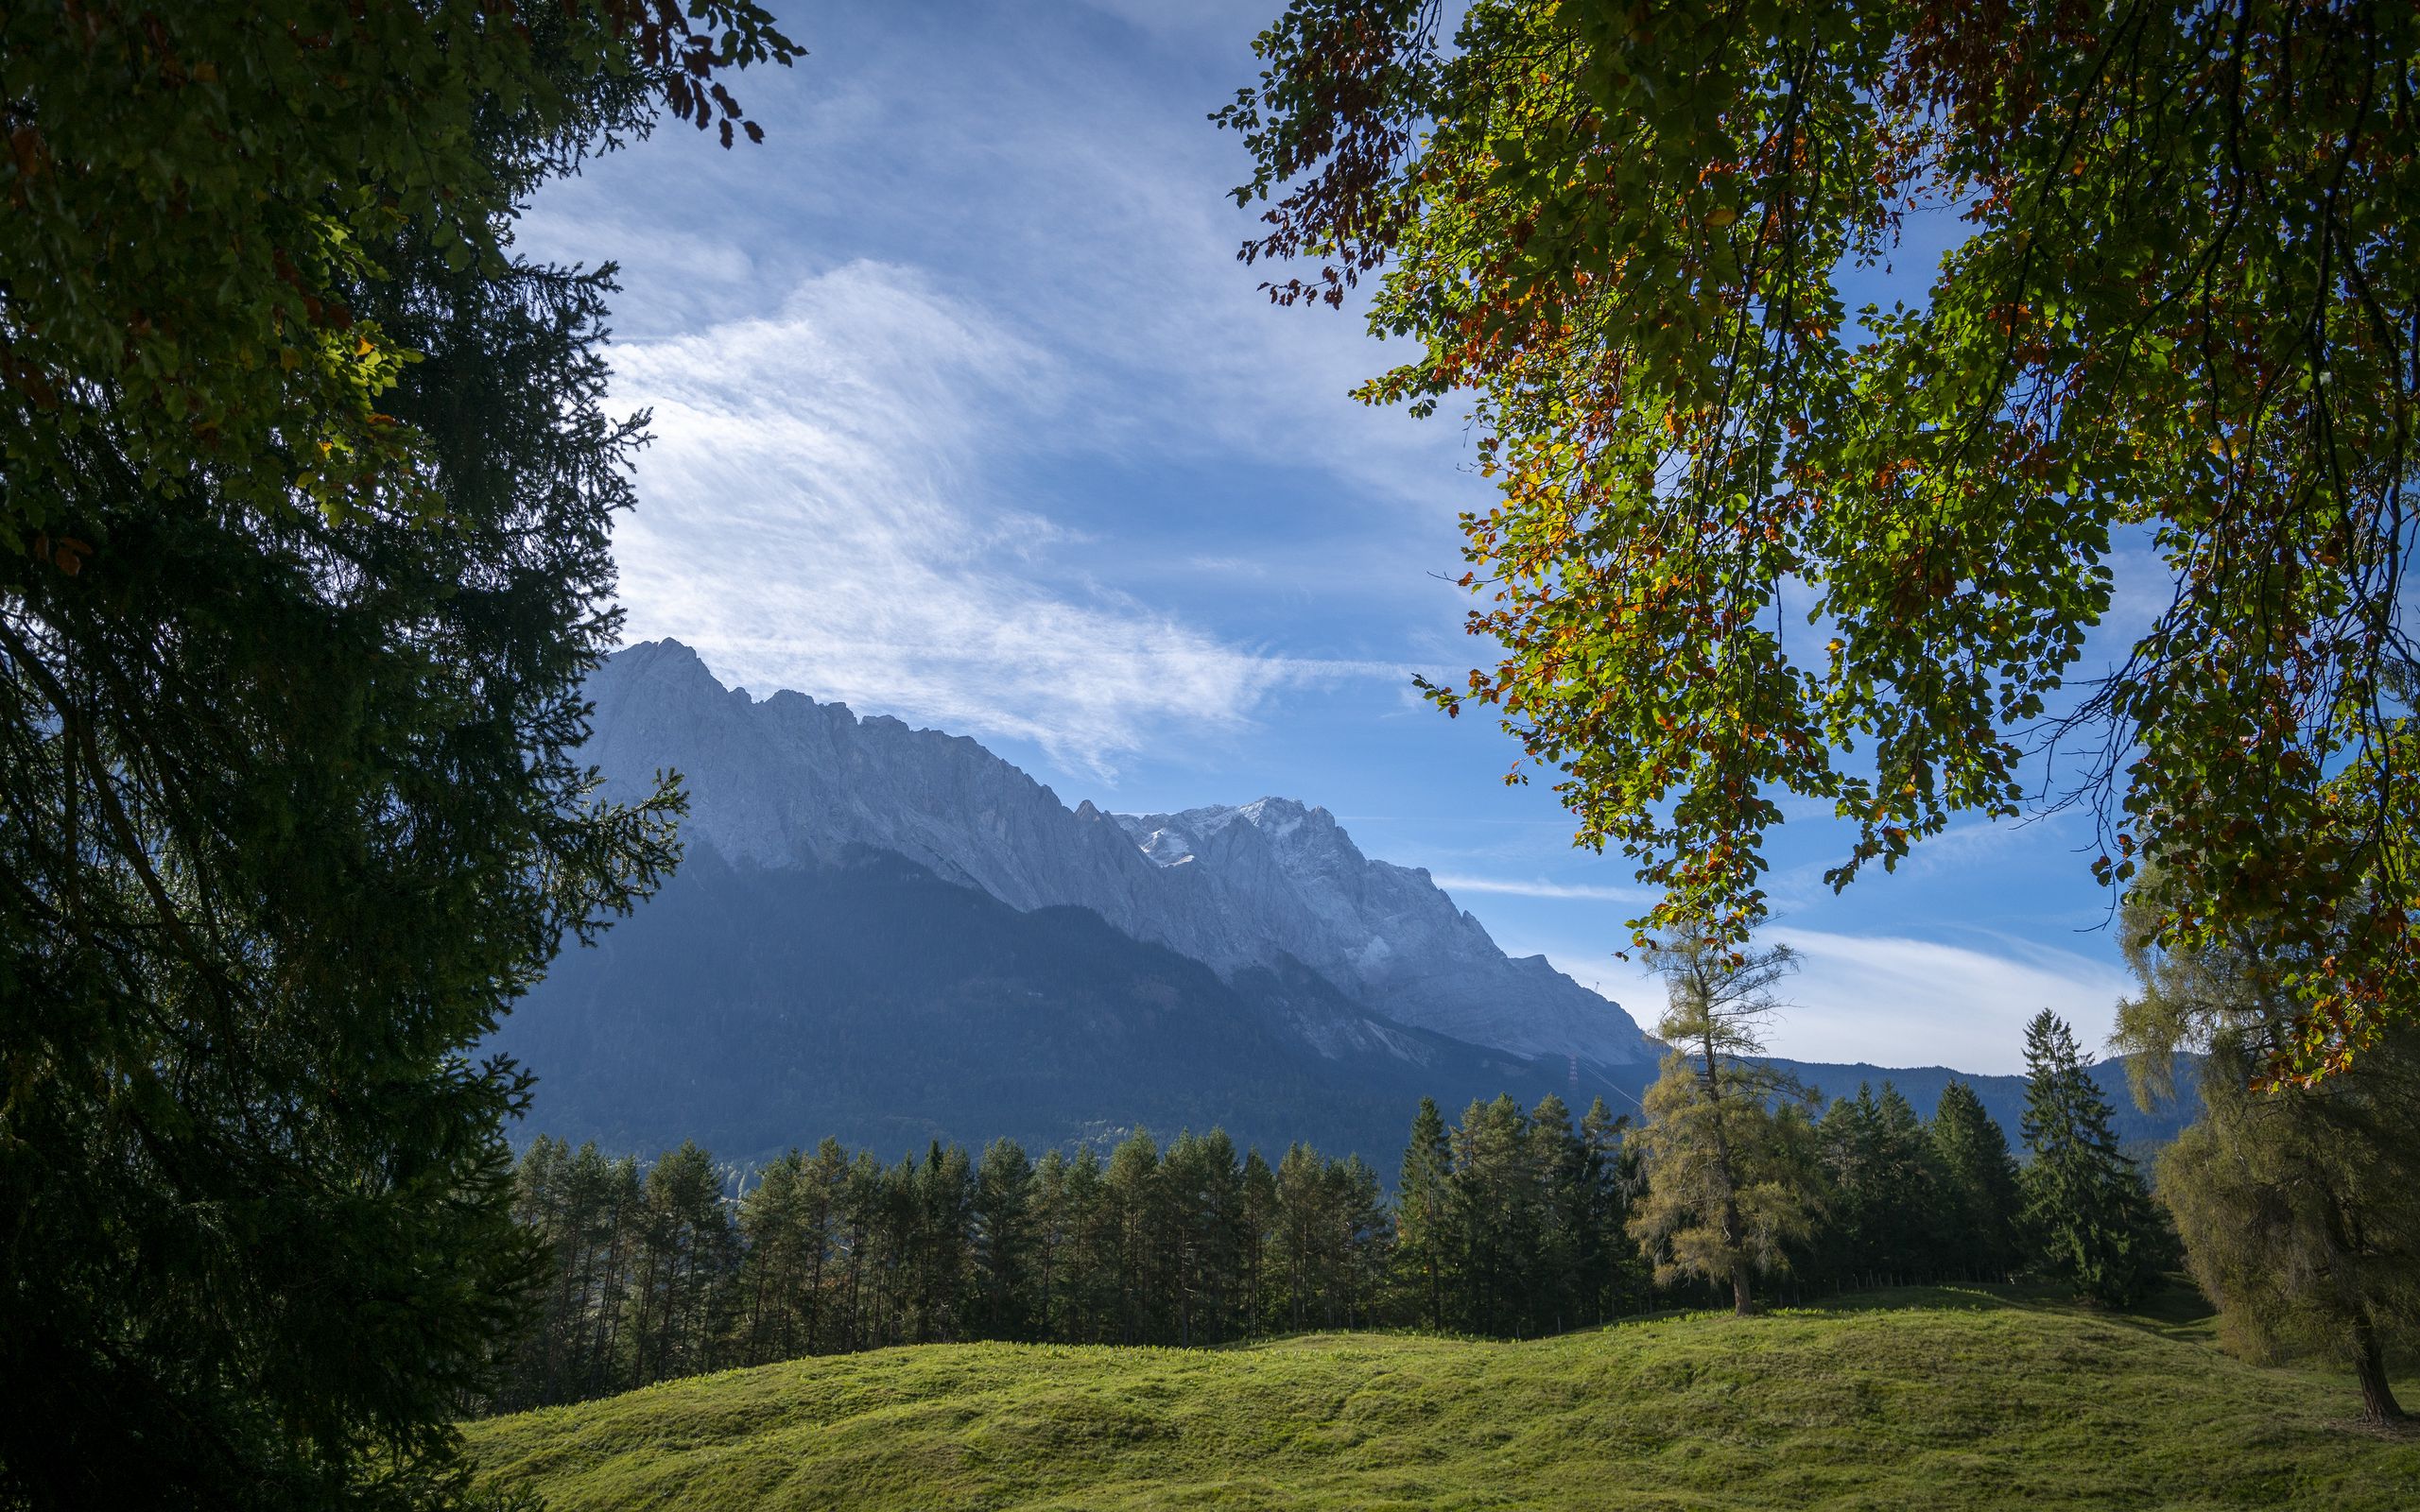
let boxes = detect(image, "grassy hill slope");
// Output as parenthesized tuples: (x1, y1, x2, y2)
(466, 1288, 2418, 1511)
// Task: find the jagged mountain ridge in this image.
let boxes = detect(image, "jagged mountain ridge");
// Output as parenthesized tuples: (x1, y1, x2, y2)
(580, 639, 1656, 1066)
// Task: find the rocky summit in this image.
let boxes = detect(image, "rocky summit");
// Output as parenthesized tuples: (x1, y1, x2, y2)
(580, 639, 1657, 1067)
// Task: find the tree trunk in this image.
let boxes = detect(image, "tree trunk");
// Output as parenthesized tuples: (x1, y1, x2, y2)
(1730, 1271, 1752, 1316)
(2354, 1311, 2406, 1425)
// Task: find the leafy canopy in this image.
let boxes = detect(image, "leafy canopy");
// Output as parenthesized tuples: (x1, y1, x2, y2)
(1221, 0, 2420, 1083)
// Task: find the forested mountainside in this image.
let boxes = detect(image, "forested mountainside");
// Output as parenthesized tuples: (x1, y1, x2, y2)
(497, 847, 1591, 1165)
(498, 843, 2193, 1167)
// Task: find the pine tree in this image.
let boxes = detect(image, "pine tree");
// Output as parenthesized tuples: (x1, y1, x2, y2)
(1, 8, 799, 1504)
(1239, 1149, 1281, 1336)
(1450, 1096, 1540, 1334)
(2019, 1012, 2160, 1308)
(627, 1142, 735, 1384)
(911, 1142, 977, 1343)
(1103, 1132, 1167, 1345)
(736, 1151, 813, 1366)
(1060, 1146, 1117, 1344)
(1530, 1094, 1590, 1334)
(794, 1140, 849, 1356)
(1871, 1083, 1945, 1281)
(1161, 1130, 1247, 1345)
(1272, 1143, 1331, 1331)
(1813, 1088, 1876, 1290)
(1330, 1154, 1392, 1331)
(1579, 1098, 1648, 1320)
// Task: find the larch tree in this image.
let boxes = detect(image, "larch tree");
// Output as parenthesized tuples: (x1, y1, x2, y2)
(1220, 0, 2420, 1086)
(2114, 886, 2420, 1425)
(1627, 939, 1818, 1314)
(1, 4, 798, 1507)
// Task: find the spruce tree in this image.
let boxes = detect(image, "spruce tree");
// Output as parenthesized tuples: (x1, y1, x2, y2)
(973, 1138, 1037, 1341)
(1871, 1084, 1945, 1280)
(1239, 1149, 1281, 1336)
(1450, 1096, 1541, 1333)
(628, 1143, 735, 1384)
(1930, 1081, 2023, 1283)
(1579, 1098, 1648, 1320)
(1, 5, 797, 1506)
(2019, 1012, 2159, 1307)
(1530, 1094, 1590, 1334)
(1396, 1098, 1456, 1331)
(736, 1151, 813, 1366)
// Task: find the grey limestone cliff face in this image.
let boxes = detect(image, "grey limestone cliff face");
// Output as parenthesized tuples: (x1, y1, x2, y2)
(580, 640, 1656, 1067)
(1112, 800, 1653, 1063)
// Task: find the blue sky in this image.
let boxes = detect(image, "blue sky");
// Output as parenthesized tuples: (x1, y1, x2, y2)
(520, 0, 2144, 1074)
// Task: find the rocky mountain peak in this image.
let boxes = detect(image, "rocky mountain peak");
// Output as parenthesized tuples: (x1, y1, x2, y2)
(579, 642, 1655, 1067)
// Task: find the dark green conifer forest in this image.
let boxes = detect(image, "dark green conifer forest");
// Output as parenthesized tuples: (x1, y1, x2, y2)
(486, 1066, 2132, 1415)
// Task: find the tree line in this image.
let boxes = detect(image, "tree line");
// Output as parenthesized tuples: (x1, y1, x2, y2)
(486, 1005, 2158, 1415)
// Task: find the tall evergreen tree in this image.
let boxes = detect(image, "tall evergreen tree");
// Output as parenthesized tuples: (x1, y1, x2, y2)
(1395, 1098, 1456, 1331)
(1330, 1154, 1392, 1331)
(0, 5, 797, 1506)
(1530, 1094, 1590, 1334)
(1869, 1084, 1945, 1280)
(1579, 1097, 1649, 1321)
(1814, 1088, 1885, 1289)
(628, 1142, 735, 1385)
(735, 1150, 814, 1366)
(1271, 1143, 1332, 1332)
(1239, 1149, 1281, 1336)
(1450, 1096, 1540, 1334)
(1103, 1132, 1167, 1345)
(1930, 1081, 2023, 1283)
(2019, 1012, 2160, 1308)
(972, 1138, 1036, 1342)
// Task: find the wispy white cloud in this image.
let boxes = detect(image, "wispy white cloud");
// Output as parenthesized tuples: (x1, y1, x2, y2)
(1433, 874, 1654, 903)
(606, 262, 1406, 772)
(1763, 926, 2132, 1074)
(1516, 927, 2131, 1075)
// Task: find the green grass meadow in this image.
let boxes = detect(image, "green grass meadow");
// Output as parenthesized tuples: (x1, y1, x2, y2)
(465, 1286, 2419, 1510)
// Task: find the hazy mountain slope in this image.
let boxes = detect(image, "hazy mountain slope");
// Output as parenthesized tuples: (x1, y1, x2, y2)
(497, 847, 1587, 1165)
(1771, 1058, 2198, 1159)
(578, 641, 1654, 1067)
